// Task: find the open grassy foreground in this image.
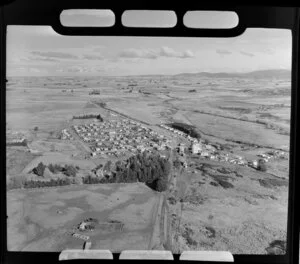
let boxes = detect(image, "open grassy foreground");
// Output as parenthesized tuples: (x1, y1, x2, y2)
(7, 183, 162, 252)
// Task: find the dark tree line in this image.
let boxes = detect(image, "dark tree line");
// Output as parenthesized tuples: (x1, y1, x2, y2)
(73, 114, 103, 121)
(32, 162, 79, 177)
(83, 175, 106, 184)
(168, 122, 201, 139)
(24, 178, 71, 188)
(111, 152, 170, 188)
(83, 152, 171, 192)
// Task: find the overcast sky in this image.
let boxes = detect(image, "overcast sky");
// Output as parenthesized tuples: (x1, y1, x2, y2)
(6, 11, 292, 76)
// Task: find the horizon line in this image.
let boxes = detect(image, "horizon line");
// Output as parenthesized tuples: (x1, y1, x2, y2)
(7, 68, 291, 78)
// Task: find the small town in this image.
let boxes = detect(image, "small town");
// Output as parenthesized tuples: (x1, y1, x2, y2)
(58, 113, 288, 172)
(71, 118, 172, 157)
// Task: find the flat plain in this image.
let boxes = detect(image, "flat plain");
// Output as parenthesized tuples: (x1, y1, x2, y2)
(6, 71, 291, 254)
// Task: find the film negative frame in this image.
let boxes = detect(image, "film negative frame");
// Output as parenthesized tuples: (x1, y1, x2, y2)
(0, 2, 299, 264)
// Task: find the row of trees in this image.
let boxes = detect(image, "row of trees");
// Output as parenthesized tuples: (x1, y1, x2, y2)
(169, 122, 201, 139)
(24, 178, 71, 188)
(30, 153, 170, 191)
(83, 175, 106, 184)
(32, 162, 79, 177)
(48, 163, 79, 176)
(73, 114, 103, 121)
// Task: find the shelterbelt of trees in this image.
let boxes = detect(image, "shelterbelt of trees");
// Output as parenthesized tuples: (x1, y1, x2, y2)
(84, 152, 171, 192)
(15, 152, 171, 191)
(72, 114, 103, 121)
(168, 122, 201, 139)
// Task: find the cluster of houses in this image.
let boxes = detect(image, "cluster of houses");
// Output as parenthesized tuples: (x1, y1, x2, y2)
(61, 112, 288, 170)
(60, 129, 73, 140)
(72, 233, 90, 241)
(159, 124, 253, 167)
(78, 218, 97, 232)
(72, 118, 171, 157)
(188, 140, 288, 169)
(197, 146, 288, 169)
(6, 131, 28, 146)
(159, 123, 288, 168)
(7, 137, 27, 146)
(177, 140, 273, 169)
(166, 123, 288, 169)
(257, 150, 287, 162)
(178, 141, 249, 165)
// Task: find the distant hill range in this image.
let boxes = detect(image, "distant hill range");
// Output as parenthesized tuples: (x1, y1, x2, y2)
(173, 69, 291, 79)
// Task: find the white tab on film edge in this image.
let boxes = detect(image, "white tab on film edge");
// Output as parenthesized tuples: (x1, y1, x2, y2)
(119, 250, 174, 260)
(59, 249, 113, 261)
(180, 251, 234, 262)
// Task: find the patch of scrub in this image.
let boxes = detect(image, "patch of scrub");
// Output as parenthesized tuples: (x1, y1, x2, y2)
(257, 178, 288, 188)
(215, 221, 287, 254)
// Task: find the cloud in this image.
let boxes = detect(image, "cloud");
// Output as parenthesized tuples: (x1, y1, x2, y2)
(240, 51, 255, 57)
(182, 50, 195, 58)
(31, 51, 78, 59)
(159, 47, 194, 58)
(58, 65, 102, 73)
(10, 54, 58, 63)
(32, 50, 105, 61)
(31, 57, 59, 62)
(216, 49, 232, 55)
(82, 54, 104, 60)
(124, 59, 143, 64)
(66, 66, 90, 73)
(119, 48, 158, 59)
(118, 47, 194, 59)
